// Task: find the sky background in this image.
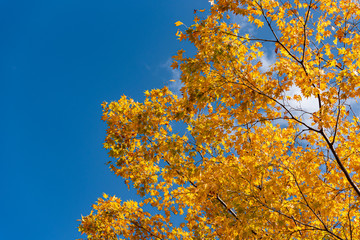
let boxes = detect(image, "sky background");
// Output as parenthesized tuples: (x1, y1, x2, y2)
(0, 1, 209, 239)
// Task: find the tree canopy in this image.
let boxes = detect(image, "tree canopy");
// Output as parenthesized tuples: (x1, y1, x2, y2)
(79, 0, 360, 239)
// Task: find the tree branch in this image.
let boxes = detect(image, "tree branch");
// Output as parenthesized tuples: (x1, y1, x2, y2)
(320, 130, 360, 198)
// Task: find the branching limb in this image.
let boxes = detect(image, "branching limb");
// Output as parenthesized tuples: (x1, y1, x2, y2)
(286, 168, 330, 232)
(130, 220, 165, 240)
(320, 130, 360, 198)
(253, 196, 344, 240)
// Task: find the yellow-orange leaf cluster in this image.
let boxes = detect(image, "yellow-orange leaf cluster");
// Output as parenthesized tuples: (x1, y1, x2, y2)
(79, 0, 360, 239)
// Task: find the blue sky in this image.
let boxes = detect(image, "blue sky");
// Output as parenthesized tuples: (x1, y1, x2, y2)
(0, 1, 209, 239)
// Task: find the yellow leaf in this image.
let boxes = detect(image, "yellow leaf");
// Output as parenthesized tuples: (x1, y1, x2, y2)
(175, 21, 183, 26)
(333, 37, 338, 45)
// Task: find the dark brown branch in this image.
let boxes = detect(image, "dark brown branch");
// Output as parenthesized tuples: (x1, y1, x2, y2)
(164, 160, 239, 221)
(302, 0, 312, 63)
(287, 168, 330, 233)
(331, 104, 342, 145)
(228, 80, 321, 133)
(257, 1, 302, 65)
(348, 203, 353, 240)
(320, 130, 360, 198)
(254, 196, 344, 240)
(130, 220, 165, 240)
(221, 31, 277, 43)
(144, 134, 240, 222)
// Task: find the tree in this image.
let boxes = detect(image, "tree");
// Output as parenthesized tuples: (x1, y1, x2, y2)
(78, 0, 360, 239)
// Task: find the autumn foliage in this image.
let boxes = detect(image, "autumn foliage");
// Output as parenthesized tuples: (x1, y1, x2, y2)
(79, 0, 360, 239)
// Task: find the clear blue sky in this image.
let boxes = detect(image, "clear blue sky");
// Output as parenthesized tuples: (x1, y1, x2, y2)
(0, 1, 209, 239)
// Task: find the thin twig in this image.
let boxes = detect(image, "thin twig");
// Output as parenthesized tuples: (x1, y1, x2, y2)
(302, 0, 312, 63)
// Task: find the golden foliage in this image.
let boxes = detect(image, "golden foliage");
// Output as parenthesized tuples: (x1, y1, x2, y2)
(79, 0, 360, 239)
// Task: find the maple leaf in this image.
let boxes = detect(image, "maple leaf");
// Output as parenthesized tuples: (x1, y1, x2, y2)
(175, 21, 183, 26)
